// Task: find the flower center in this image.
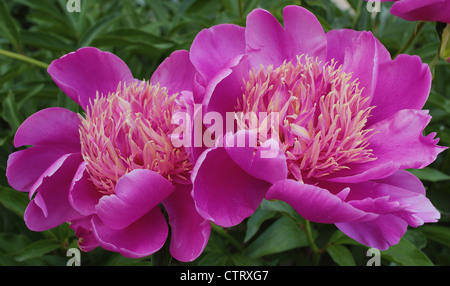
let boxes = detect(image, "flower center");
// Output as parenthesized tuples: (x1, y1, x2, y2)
(79, 81, 192, 195)
(236, 55, 376, 182)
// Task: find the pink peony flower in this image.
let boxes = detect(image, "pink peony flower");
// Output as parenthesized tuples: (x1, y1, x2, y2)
(6, 47, 210, 261)
(368, 0, 450, 23)
(188, 5, 447, 250)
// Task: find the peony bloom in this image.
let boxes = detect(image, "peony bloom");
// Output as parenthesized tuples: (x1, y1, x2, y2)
(188, 5, 447, 250)
(6, 47, 210, 261)
(367, 0, 450, 23)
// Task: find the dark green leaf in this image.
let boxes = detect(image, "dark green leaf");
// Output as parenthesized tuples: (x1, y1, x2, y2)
(0, 186, 28, 216)
(244, 216, 309, 258)
(381, 238, 433, 266)
(13, 239, 61, 262)
(326, 244, 356, 266)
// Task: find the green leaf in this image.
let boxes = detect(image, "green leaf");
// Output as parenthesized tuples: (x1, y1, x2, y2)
(229, 253, 261, 266)
(326, 244, 356, 266)
(2, 91, 24, 132)
(0, 1, 23, 53)
(381, 238, 433, 266)
(326, 230, 362, 247)
(244, 206, 276, 243)
(77, 13, 122, 47)
(439, 23, 450, 61)
(244, 216, 308, 258)
(408, 168, 450, 182)
(13, 239, 61, 262)
(260, 199, 302, 221)
(0, 186, 29, 216)
(420, 225, 450, 248)
(0, 233, 32, 254)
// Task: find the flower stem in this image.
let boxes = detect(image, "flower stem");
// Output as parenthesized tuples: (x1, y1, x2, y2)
(211, 223, 244, 252)
(395, 21, 426, 57)
(0, 49, 49, 69)
(304, 219, 320, 265)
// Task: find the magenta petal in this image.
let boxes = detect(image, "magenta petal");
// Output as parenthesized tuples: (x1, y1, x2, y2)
(246, 6, 326, 69)
(369, 54, 431, 125)
(367, 109, 446, 170)
(192, 144, 271, 227)
(326, 29, 391, 66)
(70, 216, 99, 252)
(336, 215, 408, 251)
(372, 170, 441, 226)
(162, 184, 211, 262)
(69, 162, 102, 216)
(47, 47, 134, 110)
(190, 24, 246, 82)
(91, 208, 168, 258)
(95, 169, 174, 230)
(24, 153, 83, 231)
(328, 109, 446, 183)
(323, 170, 440, 250)
(339, 31, 378, 102)
(391, 0, 450, 22)
(14, 107, 80, 151)
(223, 130, 287, 184)
(245, 8, 287, 68)
(265, 179, 377, 224)
(282, 5, 327, 62)
(6, 146, 72, 192)
(202, 54, 249, 118)
(150, 50, 197, 96)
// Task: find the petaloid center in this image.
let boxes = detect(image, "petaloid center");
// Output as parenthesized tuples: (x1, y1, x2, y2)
(236, 55, 377, 182)
(79, 82, 192, 195)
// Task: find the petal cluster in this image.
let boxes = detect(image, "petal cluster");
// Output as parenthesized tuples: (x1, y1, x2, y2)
(7, 47, 210, 262)
(5, 4, 448, 261)
(187, 5, 446, 250)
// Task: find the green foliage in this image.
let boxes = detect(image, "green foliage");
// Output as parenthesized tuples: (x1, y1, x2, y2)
(0, 0, 449, 266)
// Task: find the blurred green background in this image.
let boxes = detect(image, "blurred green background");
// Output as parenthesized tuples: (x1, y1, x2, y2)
(0, 0, 449, 266)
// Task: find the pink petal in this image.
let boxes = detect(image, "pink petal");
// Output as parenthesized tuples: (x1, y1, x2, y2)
(202, 54, 249, 118)
(47, 47, 134, 110)
(6, 146, 72, 192)
(13, 107, 80, 151)
(322, 170, 440, 250)
(326, 29, 391, 66)
(265, 179, 377, 224)
(367, 109, 446, 170)
(91, 208, 168, 258)
(245, 8, 285, 68)
(69, 162, 102, 216)
(336, 31, 379, 103)
(192, 131, 287, 227)
(282, 5, 327, 62)
(190, 24, 246, 82)
(327, 109, 447, 183)
(95, 169, 174, 230)
(70, 216, 99, 252)
(245, 6, 326, 69)
(24, 153, 84, 231)
(336, 215, 408, 250)
(223, 130, 288, 184)
(391, 0, 450, 22)
(162, 183, 211, 262)
(368, 54, 431, 125)
(150, 50, 197, 96)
